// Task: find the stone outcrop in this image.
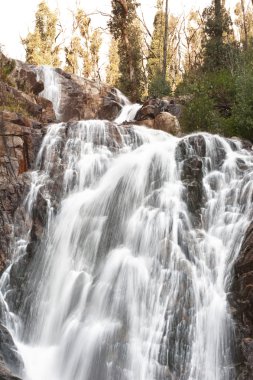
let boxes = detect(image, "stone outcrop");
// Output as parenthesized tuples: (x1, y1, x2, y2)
(0, 110, 45, 272)
(0, 360, 22, 380)
(52, 69, 121, 122)
(0, 324, 23, 379)
(230, 221, 253, 379)
(176, 135, 206, 226)
(134, 98, 182, 136)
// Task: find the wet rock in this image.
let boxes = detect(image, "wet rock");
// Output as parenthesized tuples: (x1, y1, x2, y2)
(0, 324, 23, 377)
(176, 135, 206, 226)
(134, 118, 155, 129)
(52, 70, 120, 122)
(0, 359, 22, 380)
(135, 98, 183, 121)
(231, 221, 253, 379)
(0, 110, 44, 272)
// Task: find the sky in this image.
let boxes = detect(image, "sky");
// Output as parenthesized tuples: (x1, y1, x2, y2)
(0, 0, 242, 63)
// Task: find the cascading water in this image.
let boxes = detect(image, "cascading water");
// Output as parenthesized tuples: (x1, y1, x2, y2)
(36, 66, 62, 120)
(0, 75, 253, 379)
(114, 102, 142, 123)
(1, 120, 253, 380)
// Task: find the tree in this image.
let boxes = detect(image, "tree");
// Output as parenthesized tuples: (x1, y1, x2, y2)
(183, 10, 205, 73)
(108, 0, 145, 101)
(22, 0, 60, 66)
(106, 38, 120, 86)
(147, 1, 183, 95)
(64, 36, 81, 74)
(202, 0, 235, 71)
(234, 1, 253, 49)
(75, 9, 102, 80)
(64, 8, 102, 79)
(147, 0, 171, 96)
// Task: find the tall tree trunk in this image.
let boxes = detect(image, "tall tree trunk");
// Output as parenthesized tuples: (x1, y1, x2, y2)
(162, 0, 169, 82)
(241, 0, 248, 49)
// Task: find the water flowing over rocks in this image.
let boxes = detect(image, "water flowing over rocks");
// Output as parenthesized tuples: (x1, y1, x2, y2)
(37, 67, 122, 122)
(0, 56, 253, 380)
(0, 120, 252, 380)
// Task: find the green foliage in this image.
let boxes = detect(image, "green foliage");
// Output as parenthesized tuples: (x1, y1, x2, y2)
(181, 93, 220, 133)
(0, 92, 31, 117)
(22, 0, 60, 67)
(202, 1, 235, 71)
(0, 54, 15, 83)
(106, 38, 120, 86)
(64, 9, 102, 79)
(233, 68, 253, 141)
(147, 2, 181, 95)
(148, 71, 171, 98)
(177, 1, 253, 142)
(178, 62, 253, 141)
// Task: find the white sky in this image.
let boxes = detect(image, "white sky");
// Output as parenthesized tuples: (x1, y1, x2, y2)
(0, 0, 242, 63)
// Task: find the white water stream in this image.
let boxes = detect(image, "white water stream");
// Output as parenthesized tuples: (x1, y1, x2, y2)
(0, 69, 253, 380)
(36, 66, 62, 120)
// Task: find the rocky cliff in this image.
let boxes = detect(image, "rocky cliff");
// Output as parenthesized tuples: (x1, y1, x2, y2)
(231, 221, 253, 379)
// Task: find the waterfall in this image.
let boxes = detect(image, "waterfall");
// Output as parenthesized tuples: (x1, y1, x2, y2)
(0, 112, 252, 380)
(114, 103, 142, 123)
(36, 66, 62, 120)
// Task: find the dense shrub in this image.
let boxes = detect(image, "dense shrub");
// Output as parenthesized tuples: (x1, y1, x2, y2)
(178, 66, 253, 141)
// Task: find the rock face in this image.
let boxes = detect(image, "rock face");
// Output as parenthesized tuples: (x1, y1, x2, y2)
(134, 98, 182, 135)
(176, 135, 206, 226)
(0, 111, 45, 272)
(50, 68, 121, 122)
(0, 324, 23, 379)
(231, 221, 253, 379)
(0, 360, 22, 380)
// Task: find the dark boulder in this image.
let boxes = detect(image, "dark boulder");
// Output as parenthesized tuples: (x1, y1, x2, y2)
(230, 221, 253, 379)
(176, 135, 206, 226)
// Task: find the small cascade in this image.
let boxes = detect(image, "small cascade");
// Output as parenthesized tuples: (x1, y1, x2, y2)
(114, 103, 142, 124)
(112, 88, 141, 123)
(114, 88, 131, 106)
(36, 66, 62, 120)
(0, 115, 252, 380)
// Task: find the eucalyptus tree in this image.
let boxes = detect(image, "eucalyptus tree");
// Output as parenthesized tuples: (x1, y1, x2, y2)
(22, 0, 61, 66)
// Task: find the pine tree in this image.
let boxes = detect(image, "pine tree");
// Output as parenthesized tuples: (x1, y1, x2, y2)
(202, 0, 234, 71)
(108, 0, 145, 101)
(106, 38, 120, 86)
(22, 0, 60, 66)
